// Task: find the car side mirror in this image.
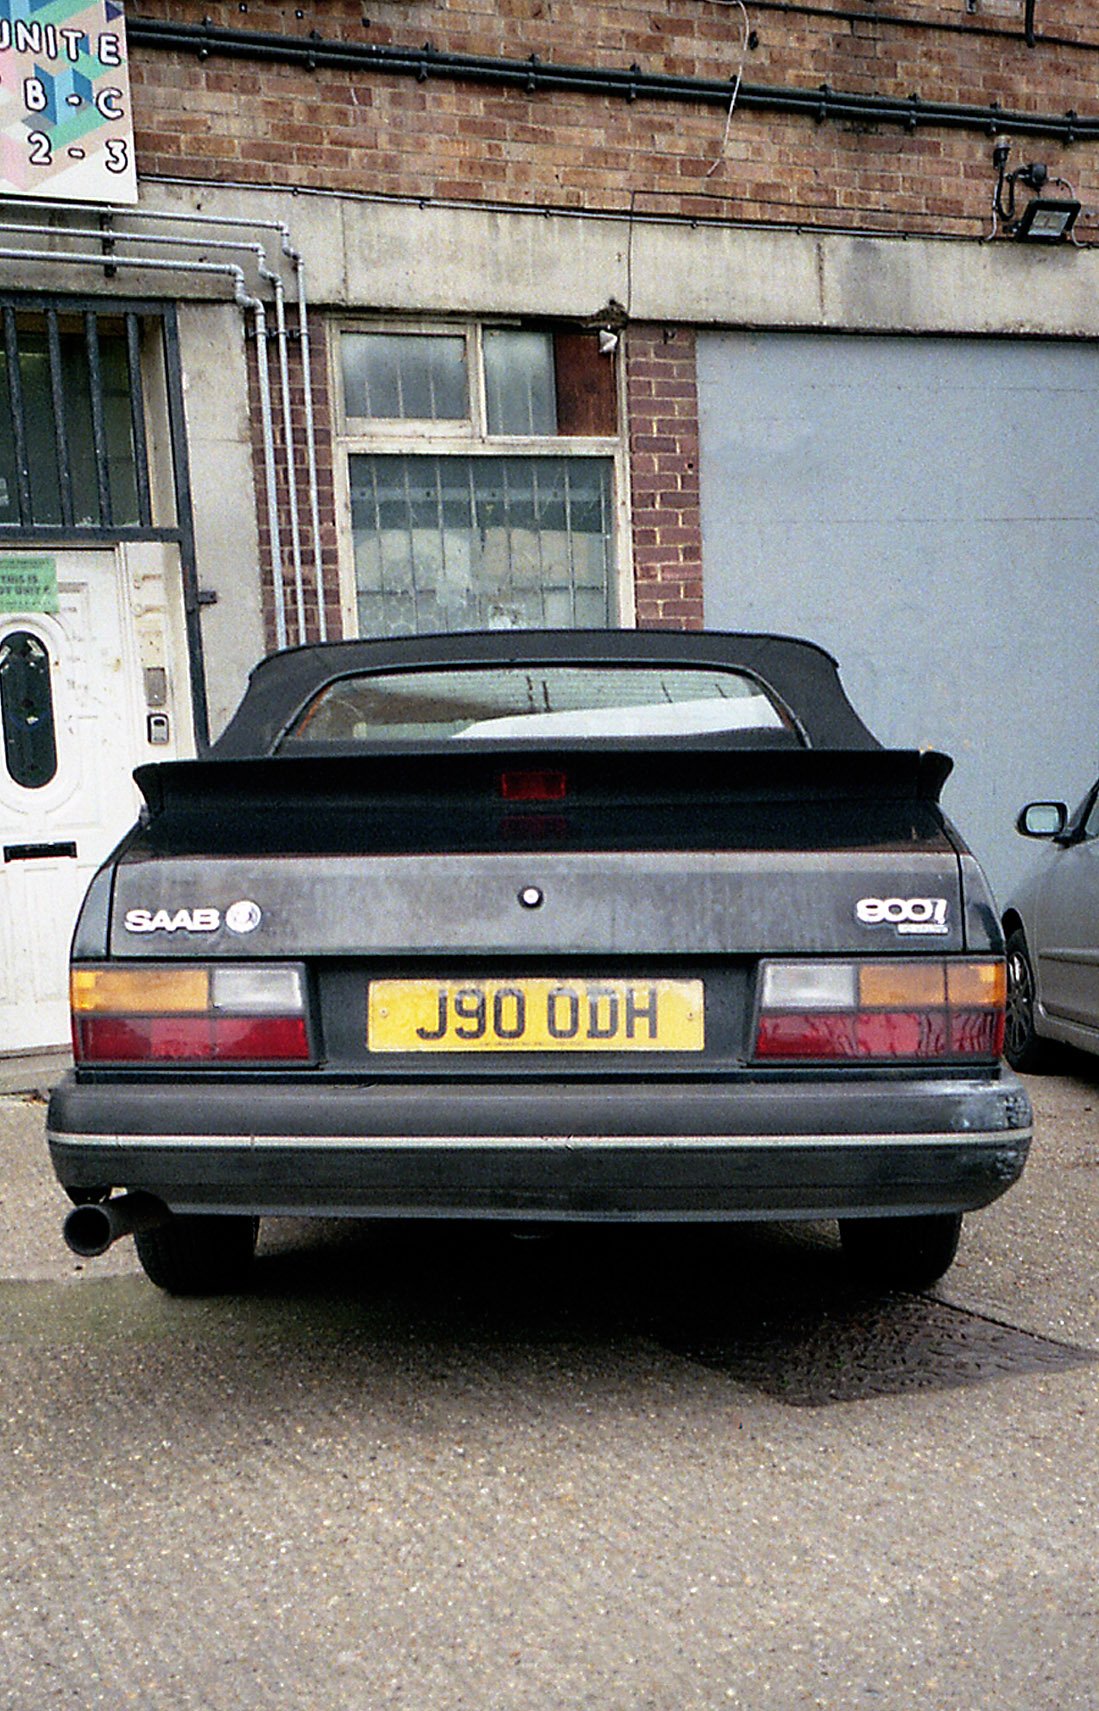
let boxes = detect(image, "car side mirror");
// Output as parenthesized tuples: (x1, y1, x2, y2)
(1016, 801, 1067, 839)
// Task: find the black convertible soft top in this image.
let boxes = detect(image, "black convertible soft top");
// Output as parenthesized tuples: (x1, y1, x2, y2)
(210, 630, 881, 758)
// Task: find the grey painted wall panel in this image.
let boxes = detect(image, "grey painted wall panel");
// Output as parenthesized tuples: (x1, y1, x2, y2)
(699, 332, 1099, 904)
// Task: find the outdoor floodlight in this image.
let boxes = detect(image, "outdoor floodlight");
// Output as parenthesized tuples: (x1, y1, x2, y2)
(992, 140, 1082, 243)
(1011, 197, 1081, 243)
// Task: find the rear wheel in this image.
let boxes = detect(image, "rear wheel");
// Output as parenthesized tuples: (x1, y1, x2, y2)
(1004, 928, 1053, 1072)
(839, 1211, 962, 1292)
(134, 1214, 259, 1296)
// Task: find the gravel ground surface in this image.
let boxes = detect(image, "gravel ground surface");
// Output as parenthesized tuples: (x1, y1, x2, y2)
(0, 1062, 1096, 1710)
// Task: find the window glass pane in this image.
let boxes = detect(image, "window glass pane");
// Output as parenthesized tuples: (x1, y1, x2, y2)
(99, 337, 140, 524)
(349, 453, 614, 636)
(484, 330, 557, 436)
(341, 333, 467, 422)
(0, 354, 18, 524)
(288, 663, 790, 746)
(63, 336, 99, 525)
(0, 630, 57, 787)
(0, 322, 139, 528)
(18, 337, 63, 526)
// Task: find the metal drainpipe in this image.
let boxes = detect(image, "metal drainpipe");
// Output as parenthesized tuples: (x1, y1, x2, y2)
(0, 243, 289, 650)
(262, 263, 307, 644)
(292, 256, 326, 641)
(156, 213, 326, 641)
(0, 227, 297, 641)
(249, 296, 287, 650)
(5, 199, 320, 642)
(104, 204, 325, 641)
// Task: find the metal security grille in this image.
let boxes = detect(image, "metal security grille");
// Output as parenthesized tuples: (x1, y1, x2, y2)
(0, 292, 207, 743)
(0, 297, 168, 535)
(349, 452, 615, 635)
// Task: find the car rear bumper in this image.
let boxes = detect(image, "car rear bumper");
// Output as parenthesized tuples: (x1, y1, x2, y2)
(48, 1071, 1032, 1222)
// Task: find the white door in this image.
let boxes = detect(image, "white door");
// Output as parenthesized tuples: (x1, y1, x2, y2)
(0, 546, 192, 1052)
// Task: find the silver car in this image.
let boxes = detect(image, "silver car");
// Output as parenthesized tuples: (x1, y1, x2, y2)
(1003, 781, 1099, 1069)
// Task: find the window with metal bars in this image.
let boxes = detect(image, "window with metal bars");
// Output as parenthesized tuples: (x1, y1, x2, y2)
(0, 302, 163, 533)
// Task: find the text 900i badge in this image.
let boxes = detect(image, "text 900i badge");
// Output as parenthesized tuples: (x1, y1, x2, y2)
(855, 896, 949, 936)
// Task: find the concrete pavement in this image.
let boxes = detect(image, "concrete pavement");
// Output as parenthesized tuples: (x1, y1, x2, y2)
(0, 1061, 1096, 1710)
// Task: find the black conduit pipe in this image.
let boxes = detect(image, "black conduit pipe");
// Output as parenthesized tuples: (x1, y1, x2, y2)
(127, 18, 1097, 145)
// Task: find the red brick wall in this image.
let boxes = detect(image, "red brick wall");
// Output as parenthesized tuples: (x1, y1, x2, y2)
(144, 1, 1099, 639)
(625, 326, 703, 631)
(131, 1, 1099, 241)
(246, 310, 342, 649)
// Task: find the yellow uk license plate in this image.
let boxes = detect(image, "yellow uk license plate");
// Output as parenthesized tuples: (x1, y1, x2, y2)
(368, 977, 705, 1053)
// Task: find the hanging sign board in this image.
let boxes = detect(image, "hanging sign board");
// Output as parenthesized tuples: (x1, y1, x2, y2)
(0, 1, 137, 204)
(0, 556, 59, 615)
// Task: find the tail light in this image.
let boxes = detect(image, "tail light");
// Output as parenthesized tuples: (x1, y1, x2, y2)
(71, 964, 312, 1064)
(754, 959, 1006, 1062)
(499, 770, 568, 801)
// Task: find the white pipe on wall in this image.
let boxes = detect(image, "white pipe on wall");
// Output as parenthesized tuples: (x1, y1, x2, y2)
(1, 200, 325, 647)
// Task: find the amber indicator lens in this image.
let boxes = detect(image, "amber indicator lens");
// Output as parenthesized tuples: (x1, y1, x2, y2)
(71, 967, 210, 1013)
(858, 964, 946, 1008)
(947, 962, 1007, 1006)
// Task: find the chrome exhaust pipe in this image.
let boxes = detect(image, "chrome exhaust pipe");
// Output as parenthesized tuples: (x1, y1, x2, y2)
(63, 1192, 171, 1258)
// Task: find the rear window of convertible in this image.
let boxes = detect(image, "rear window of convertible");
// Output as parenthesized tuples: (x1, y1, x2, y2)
(281, 665, 798, 746)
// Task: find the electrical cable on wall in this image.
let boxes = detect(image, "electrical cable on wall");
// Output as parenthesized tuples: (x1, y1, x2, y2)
(986, 149, 1001, 242)
(704, 0, 752, 178)
(1052, 172, 1085, 244)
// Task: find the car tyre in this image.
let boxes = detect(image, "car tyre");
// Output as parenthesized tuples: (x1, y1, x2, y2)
(1004, 928, 1053, 1073)
(134, 1214, 259, 1296)
(839, 1211, 963, 1292)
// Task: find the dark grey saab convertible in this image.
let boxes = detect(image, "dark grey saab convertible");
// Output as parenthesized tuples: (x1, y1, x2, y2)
(48, 630, 1031, 1295)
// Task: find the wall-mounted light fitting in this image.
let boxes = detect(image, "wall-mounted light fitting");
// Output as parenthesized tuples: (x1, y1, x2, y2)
(992, 140, 1081, 242)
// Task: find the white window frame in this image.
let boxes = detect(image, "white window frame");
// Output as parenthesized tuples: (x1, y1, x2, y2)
(330, 318, 634, 635)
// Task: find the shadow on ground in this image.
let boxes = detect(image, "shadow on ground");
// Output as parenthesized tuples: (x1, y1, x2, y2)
(233, 1218, 1096, 1408)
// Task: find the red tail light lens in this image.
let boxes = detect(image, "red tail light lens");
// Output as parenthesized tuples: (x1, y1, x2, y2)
(499, 770, 568, 801)
(74, 1014, 310, 1063)
(71, 965, 312, 1065)
(754, 960, 1006, 1063)
(949, 1009, 1004, 1056)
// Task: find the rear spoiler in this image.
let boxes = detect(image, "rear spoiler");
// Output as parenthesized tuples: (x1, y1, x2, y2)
(134, 746, 954, 819)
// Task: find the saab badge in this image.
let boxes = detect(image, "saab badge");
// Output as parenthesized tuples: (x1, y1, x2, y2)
(225, 899, 263, 935)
